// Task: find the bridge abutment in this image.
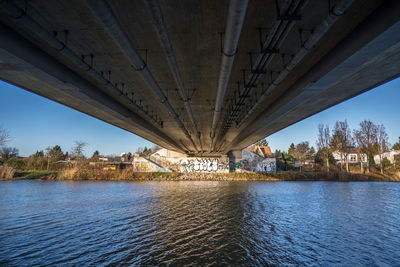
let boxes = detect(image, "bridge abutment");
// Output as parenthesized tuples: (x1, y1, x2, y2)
(228, 150, 242, 163)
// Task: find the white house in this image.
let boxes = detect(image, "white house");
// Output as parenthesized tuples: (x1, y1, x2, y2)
(239, 147, 276, 173)
(332, 147, 367, 164)
(152, 148, 187, 159)
(374, 150, 400, 164)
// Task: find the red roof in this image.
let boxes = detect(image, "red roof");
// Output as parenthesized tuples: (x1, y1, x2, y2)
(247, 145, 272, 158)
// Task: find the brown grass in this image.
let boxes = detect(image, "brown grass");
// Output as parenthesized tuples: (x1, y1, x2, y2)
(5, 165, 399, 182)
(272, 170, 398, 182)
(0, 165, 16, 180)
(55, 167, 182, 181)
(52, 169, 399, 182)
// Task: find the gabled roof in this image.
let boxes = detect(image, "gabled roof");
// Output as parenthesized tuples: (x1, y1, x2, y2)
(246, 145, 272, 158)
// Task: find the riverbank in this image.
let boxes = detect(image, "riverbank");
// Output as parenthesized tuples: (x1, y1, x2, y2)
(1, 166, 399, 182)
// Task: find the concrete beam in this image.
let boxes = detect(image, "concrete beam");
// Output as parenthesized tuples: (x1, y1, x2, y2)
(0, 0, 398, 156)
(226, 0, 400, 151)
(227, 150, 242, 162)
(0, 21, 185, 152)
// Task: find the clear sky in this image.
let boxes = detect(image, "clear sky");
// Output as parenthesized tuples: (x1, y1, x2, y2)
(0, 77, 399, 157)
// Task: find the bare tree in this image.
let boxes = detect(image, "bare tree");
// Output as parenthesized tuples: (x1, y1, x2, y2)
(0, 125, 10, 147)
(353, 132, 364, 173)
(317, 124, 331, 172)
(376, 124, 390, 174)
(71, 141, 87, 161)
(353, 120, 377, 173)
(393, 136, 400, 151)
(0, 146, 19, 159)
(292, 141, 311, 172)
(330, 120, 353, 172)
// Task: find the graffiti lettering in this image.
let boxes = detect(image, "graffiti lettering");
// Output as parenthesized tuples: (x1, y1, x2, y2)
(176, 158, 228, 173)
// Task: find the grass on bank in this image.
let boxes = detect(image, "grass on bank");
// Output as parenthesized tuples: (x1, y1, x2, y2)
(273, 170, 400, 182)
(13, 171, 58, 180)
(48, 169, 400, 182)
(55, 167, 182, 180)
(2, 165, 400, 182)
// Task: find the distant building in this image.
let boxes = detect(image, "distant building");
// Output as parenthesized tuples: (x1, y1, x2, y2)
(239, 146, 276, 173)
(332, 147, 367, 164)
(151, 148, 187, 159)
(374, 150, 400, 164)
(246, 145, 272, 158)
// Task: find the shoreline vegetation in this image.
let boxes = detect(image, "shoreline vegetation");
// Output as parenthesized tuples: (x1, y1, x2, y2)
(2, 121, 400, 183)
(1, 166, 399, 182)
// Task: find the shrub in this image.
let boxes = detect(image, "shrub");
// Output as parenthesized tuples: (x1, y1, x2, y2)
(26, 156, 47, 170)
(5, 158, 26, 170)
(382, 157, 391, 170)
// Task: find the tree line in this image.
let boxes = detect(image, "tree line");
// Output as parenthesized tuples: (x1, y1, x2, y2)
(2, 140, 90, 171)
(319, 120, 396, 174)
(273, 120, 399, 174)
(1, 125, 162, 171)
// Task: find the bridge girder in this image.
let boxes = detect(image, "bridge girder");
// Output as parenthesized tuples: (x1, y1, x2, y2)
(0, 0, 399, 156)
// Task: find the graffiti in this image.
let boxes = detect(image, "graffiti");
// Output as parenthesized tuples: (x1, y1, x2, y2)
(254, 158, 276, 173)
(229, 162, 243, 172)
(236, 155, 276, 173)
(132, 161, 149, 172)
(132, 159, 162, 172)
(178, 158, 221, 172)
(177, 158, 228, 173)
(132, 156, 229, 173)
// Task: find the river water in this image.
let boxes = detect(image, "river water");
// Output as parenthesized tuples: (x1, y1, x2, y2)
(0, 180, 399, 266)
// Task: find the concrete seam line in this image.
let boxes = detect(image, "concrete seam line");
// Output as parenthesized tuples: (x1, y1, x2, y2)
(85, 0, 198, 152)
(209, 0, 248, 152)
(0, 22, 184, 151)
(0, 0, 164, 129)
(146, 0, 203, 152)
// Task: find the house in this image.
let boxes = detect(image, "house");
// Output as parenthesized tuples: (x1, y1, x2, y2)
(374, 150, 400, 164)
(246, 145, 272, 158)
(332, 147, 367, 164)
(239, 146, 276, 173)
(152, 148, 187, 159)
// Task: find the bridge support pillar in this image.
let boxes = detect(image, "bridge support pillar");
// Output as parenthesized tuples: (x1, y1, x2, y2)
(228, 150, 242, 163)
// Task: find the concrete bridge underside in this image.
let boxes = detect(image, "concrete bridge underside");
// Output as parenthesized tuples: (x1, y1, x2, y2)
(0, 0, 399, 156)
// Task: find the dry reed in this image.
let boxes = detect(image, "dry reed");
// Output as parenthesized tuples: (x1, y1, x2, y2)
(0, 165, 16, 179)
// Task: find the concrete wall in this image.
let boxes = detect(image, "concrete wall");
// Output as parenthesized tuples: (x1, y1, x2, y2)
(230, 149, 276, 173)
(152, 156, 229, 173)
(172, 158, 229, 173)
(132, 157, 170, 172)
(153, 148, 187, 158)
(253, 158, 277, 173)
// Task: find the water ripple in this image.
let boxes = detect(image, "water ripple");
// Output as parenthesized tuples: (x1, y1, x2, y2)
(1, 181, 400, 265)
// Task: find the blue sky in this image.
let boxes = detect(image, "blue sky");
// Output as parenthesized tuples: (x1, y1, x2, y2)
(0, 77, 399, 157)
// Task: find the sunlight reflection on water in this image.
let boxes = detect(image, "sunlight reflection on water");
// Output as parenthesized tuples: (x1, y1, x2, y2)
(0, 180, 399, 265)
